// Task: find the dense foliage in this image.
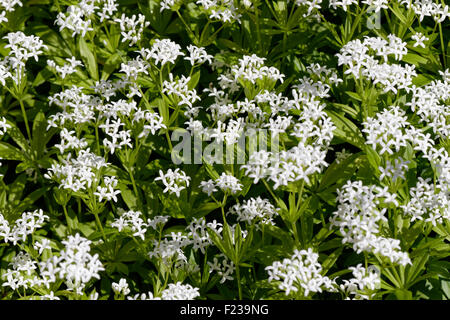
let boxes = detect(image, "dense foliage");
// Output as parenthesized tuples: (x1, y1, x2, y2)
(0, 0, 449, 300)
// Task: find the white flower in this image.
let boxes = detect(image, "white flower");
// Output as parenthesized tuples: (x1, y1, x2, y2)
(401, 178, 450, 226)
(114, 13, 149, 46)
(328, 0, 357, 11)
(147, 215, 170, 230)
(0, 0, 23, 13)
(160, 282, 200, 300)
(38, 233, 104, 295)
(229, 197, 279, 226)
(160, 0, 180, 11)
(231, 54, 285, 84)
(197, 0, 242, 23)
(40, 291, 60, 300)
(111, 210, 152, 240)
(120, 57, 149, 80)
(94, 176, 121, 203)
(112, 278, 130, 296)
(362, 106, 411, 156)
(33, 239, 51, 255)
(162, 73, 200, 107)
(337, 35, 416, 94)
(242, 150, 272, 184)
(411, 32, 429, 48)
(340, 264, 380, 299)
(215, 173, 242, 194)
(199, 179, 218, 196)
(186, 217, 221, 254)
(44, 149, 108, 193)
(155, 168, 191, 197)
(207, 254, 235, 283)
(1, 31, 47, 85)
(330, 180, 411, 266)
(184, 45, 213, 66)
(139, 39, 184, 66)
(378, 157, 410, 182)
(56, 5, 94, 37)
(0, 116, 11, 136)
(266, 248, 336, 296)
(0, 209, 49, 245)
(47, 57, 83, 79)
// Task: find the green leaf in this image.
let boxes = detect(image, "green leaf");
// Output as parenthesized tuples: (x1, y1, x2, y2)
(5, 119, 30, 153)
(405, 253, 429, 287)
(290, 196, 311, 224)
(364, 146, 382, 174)
(321, 247, 343, 274)
(31, 111, 49, 159)
(221, 221, 236, 261)
(188, 70, 200, 90)
(0, 142, 26, 161)
(319, 152, 363, 191)
(79, 37, 98, 81)
(119, 184, 137, 210)
(32, 67, 54, 87)
(393, 289, 413, 300)
(331, 103, 359, 119)
(264, 224, 294, 250)
(28, 24, 72, 57)
(15, 187, 47, 214)
(326, 110, 365, 150)
(207, 228, 229, 259)
(345, 91, 362, 102)
(192, 202, 221, 219)
(101, 53, 121, 81)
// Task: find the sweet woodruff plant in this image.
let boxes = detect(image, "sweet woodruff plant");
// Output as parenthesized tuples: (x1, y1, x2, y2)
(0, 0, 449, 300)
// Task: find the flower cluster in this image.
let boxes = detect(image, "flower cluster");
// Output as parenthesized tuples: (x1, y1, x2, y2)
(2, 234, 104, 296)
(339, 264, 381, 300)
(115, 13, 149, 46)
(0, 31, 47, 85)
(201, 173, 243, 196)
(228, 197, 279, 226)
(0, 0, 22, 23)
(266, 248, 336, 296)
(155, 168, 191, 197)
(47, 57, 83, 80)
(231, 54, 285, 85)
(140, 39, 184, 66)
(38, 234, 104, 295)
(337, 35, 416, 94)
(401, 178, 450, 226)
(0, 210, 49, 245)
(330, 180, 411, 266)
(111, 210, 170, 240)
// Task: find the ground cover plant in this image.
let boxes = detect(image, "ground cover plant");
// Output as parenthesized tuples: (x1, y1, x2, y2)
(0, 0, 449, 300)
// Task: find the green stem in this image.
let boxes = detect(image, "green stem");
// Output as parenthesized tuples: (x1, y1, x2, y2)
(128, 165, 141, 208)
(262, 179, 277, 202)
(63, 204, 72, 235)
(292, 220, 300, 246)
(176, 10, 198, 44)
(95, 122, 101, 155)
(254, 3, 263, 55)
(236, 263, 243, 300)
(165, 130, 173, 152)
(93, 209, 106, 241)
(199, 20, 211, 45)
(19, 99, 31, 141)
(209, 23, 226, 42)
(438, 22, 447, 69)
